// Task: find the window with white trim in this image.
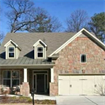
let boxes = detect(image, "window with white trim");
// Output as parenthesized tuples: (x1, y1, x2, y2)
(9, 47, 14, 57)
(37, 47, 43, 57)
(81, 54, 86, 63)
(3, 71, 19, 87)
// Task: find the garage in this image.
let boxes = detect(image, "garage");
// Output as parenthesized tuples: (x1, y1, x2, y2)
(58, 75, 105, 95)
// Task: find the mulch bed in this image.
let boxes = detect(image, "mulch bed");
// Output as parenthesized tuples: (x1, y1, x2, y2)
(0, 96, 56, 104)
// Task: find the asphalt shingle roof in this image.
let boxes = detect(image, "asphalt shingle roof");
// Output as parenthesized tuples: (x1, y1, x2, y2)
(0, 32, 75, 57)
(0, 32, 75, 66)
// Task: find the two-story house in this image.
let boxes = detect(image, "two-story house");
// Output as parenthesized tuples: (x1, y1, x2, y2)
(0, 28, 105, 96)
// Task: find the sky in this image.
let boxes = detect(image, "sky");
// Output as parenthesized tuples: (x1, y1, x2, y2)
(0, 0, 105, 36)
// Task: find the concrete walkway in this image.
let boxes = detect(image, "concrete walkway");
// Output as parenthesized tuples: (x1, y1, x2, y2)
(30, 94, 56, 100)
(56, 96, 105, 105)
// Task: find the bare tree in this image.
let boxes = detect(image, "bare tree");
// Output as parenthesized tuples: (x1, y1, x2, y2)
(0, 6, 4, 44)
(0, 31, 4, 45)
(66, 10, 89, 32)
(4, 0, 62, 33)
(25, 7, 62, 32)
(94, 83, 105, 96)
(4, 0, 36, 33)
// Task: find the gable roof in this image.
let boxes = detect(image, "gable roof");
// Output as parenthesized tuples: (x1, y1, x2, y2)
(4, 39, 21, 50)
(49, 28, 105, 56)
(33, 39, 47, 47)
(0, 32, 75, 58)
(0, 28, 105, 60)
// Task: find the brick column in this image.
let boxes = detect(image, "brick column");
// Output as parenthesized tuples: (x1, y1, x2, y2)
(21, 82, 30, 96)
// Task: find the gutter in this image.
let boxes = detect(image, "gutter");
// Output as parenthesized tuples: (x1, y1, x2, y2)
(0, 64, 55, 68)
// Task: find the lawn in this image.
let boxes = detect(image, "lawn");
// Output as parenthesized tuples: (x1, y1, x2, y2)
(0, 96, 56, 105)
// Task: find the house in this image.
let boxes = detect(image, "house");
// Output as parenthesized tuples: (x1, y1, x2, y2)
(0, 28, 105, 96)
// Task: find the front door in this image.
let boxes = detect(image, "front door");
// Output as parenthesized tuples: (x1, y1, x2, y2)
(37, 74, 44, 93)
(33, 71, 48, 94)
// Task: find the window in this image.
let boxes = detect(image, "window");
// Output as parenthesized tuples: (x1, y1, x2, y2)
(37, 47, 43, 57)
(9, 47, 14, 57)
(3, 71, 19, 87)
(81, 54, 86, 62)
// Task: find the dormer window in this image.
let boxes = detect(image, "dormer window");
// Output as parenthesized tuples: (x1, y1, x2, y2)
(37, 47, 43, 57)
(33, 39, 47, 59)
(4, 40, 21, 59)
(9, 47, 14, 57)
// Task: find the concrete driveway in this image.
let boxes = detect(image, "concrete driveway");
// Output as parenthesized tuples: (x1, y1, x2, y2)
(56, 96, 105, 105)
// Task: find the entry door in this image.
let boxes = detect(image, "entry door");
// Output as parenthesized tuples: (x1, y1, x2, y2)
(37, 74, 45, 93)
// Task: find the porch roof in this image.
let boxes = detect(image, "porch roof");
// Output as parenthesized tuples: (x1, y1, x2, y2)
(0, 57, 54, 67)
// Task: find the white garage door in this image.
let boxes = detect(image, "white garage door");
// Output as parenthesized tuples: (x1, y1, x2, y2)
(58, 75, 105, 95)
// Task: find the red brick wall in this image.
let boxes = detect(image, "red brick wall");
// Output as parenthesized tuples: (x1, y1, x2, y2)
(50, 35, 105, 96)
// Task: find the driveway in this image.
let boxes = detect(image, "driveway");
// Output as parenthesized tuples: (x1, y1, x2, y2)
(56, 96, 105, 105)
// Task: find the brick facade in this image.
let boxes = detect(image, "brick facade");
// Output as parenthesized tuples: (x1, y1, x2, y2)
(50, 35, 105, 96)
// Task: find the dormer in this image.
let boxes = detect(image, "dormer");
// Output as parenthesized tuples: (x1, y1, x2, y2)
(33, 39, 47, 59)
(4, 40, 21, 59)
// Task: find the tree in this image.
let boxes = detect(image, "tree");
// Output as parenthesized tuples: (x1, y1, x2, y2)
(25, 8, 61, 32)
(66, 10, 89, 32)
(0, 7, 4, 44)
(0, 31, 4, 45)
(4, 0, 36, 33)
(88, 12, 105, 42)
(4, 0, 62, 33)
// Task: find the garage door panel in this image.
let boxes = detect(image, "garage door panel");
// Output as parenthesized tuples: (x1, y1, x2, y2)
(58, 78, 70, 95)
(94, 76, 105, 95)
(58, 75, 105, 96)
(59, 76, 70, 80)
(83, 76, 95, 95)
(70, 76, 82, 95)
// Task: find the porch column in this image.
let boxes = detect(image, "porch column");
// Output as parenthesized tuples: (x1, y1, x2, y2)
(21, 68, 30, 96)
(24, 68, 27, 82)
(51, 68, 54, 82)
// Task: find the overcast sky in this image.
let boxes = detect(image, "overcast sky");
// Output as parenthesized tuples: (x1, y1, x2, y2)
(0, 0, 105, 35)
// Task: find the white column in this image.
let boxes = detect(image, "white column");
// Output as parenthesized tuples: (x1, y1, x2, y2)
(51, 68, 54, 82)
(24, 68, 27, 82)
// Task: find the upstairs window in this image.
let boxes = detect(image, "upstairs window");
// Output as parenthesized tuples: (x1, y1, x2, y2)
(37, 47, 43, 57)
(9, 47, 14, 57)
(81, 54, 86, 63)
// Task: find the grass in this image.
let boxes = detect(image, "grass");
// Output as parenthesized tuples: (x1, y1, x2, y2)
(0, 96, 56, 104)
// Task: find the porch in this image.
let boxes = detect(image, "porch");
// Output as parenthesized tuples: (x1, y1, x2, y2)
(0, 68, 54, 96)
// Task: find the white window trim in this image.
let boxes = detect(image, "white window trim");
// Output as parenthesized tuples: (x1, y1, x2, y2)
(2, 70, 20, 87)
(37, 47, 44, 58)
(8, 47, 15, 58)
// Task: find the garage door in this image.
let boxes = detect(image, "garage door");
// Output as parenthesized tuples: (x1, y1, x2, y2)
(58, 75, 105, 95)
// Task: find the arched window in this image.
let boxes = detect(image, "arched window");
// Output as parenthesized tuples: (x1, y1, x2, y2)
(81, 54, 86, 62)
